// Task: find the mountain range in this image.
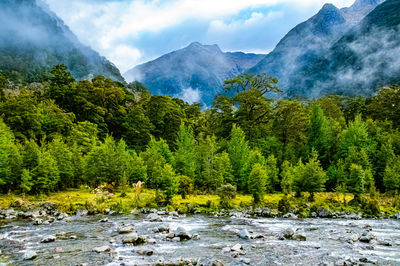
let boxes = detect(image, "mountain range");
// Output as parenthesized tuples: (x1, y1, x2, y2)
(125, 0, 399, 104)
(124, 42, 265, 105)
(0, 0, 124, 83)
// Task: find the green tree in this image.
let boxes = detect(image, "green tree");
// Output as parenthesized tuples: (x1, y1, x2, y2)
(280, 160, 295, 195)
(32, 151, 60, 193)
(158, 164, 179, 203)
(47, 137, 74, 189)
(0, 120, 16, 192)
(347, 164, 367, 202)
(178, 175, 193, 199)
(175, 124, 197, 179)
(20, 169, 33, 195)
(248, 163, 268, 203)
(240, 149, 266, 191)
(293, 150, 326, 201)
(383, 156, 400, 192)
(307, 104, 332, 167)
(265, 155, 279, 192)
(227, 124, 249, 189)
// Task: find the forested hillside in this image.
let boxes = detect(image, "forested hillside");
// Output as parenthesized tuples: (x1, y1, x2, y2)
(0, 0, 124, 84)
(1, 67, 400, 205)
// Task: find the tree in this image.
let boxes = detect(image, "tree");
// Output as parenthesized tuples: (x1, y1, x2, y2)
(307, 104, 332, 167)
(47, 137, 74, 189)
(20, 169, 33, 195)
(247, 163, 268, 203)
(347, 164, 367, 202)
(280, 160, 295, 195)
(0, 120, 16, 192)
(265, 155, 279, 192)
(158, 164, 179, 203)
(32, 151, 60, 193)
(240, 149, 266, 191)
(178, 175, 193, 199)
(367, 85, 400, 128)
(175, 124, 197, 179)
(293, 150, 326, 201)
(227, 125, 249, 189)
(47, 64, 76, 110)
(383, 156, 400, 192)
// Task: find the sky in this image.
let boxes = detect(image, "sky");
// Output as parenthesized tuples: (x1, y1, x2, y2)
(44, 0, 355, 74)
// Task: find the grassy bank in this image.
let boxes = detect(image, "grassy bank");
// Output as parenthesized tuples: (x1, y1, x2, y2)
(1, 188, 400, 218)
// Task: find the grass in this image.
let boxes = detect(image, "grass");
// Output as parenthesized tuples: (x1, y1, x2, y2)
(1, 188, 399, 216)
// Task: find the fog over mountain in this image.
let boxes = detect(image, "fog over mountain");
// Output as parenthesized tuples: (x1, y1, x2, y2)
(249, 0, 385, 97)
(124, 42, 265, 106)
(0, 0, 124, 83)
(287, 0, 400, 98)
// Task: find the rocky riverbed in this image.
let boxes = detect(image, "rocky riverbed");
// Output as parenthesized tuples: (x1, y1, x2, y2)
(1, 211, 400, 265)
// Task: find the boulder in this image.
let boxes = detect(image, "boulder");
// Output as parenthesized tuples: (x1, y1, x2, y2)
(99, 218, 108, 223)
(118, 225, 134, 234)
(136, 248, 154, 256)
(40, 235, 56, 243)
(23, 251, 38, 260)
(193, 234, 201, 240)
(238, 229, 251, 239)
(231, 244, 243, 252)
(146, 238, 157, 245)
(292, 233, 306, 241)
(146, 213, 162, 222)
(57, 213, 68, 220)
(282, 228, 295, 239)
(33, 218, 43, 225)
(92, 246, 111, 253)
(317, 207, 331, 218)
(174, 227, 192, 241)
(283, 213, 298, 219)
(122, 233, 146, 245)
(359, 232, 377, 243)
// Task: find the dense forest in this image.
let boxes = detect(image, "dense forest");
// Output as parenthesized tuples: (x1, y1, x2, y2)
(1, 65, 400, 205)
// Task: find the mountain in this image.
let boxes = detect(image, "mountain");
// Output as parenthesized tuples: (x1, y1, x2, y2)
(0, 0, 124, 83)
(249, 0, 384, 96)
(124, 42, 264, 106)
(287, 0, 400, 97)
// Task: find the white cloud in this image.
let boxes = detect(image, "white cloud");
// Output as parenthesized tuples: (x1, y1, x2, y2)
(45, 0, 356, 70)
(175, 87, 202, 104)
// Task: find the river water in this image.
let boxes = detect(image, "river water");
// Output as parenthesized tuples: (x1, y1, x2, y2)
(1, 214, 400, 265)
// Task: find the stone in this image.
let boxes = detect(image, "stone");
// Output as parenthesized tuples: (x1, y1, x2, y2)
(23, 251, 38, 260)
(197, 258, 224, 266)
(122, 233, 146, 245)
(222, 247, 231, 253)
(169, 211, 179, 217)
(57, 213, 68, 220)
(0, 234, 5, 240)
(238, 229, 251, 239)
(146, 213, 162, 222)
(33, 218, 43, 225)
(174, 227, 192, 241)
(55, 247, 63, 253)
(359, 232, 377, 243)
(317, 207, 331, 218)
(118, 225, 134, 234)
(172, 237, 180, 242)
(283, 213, 298, 219)
(92, 246, 111, 253)
(166, 232, 175, 239)
(192, 233, 201, 240)
(282, 228, 295, 239)
(136, 248, 154, 256)
(378, 240, 392, 246)
(146, 238, 157, 245)
(41, 235, 56, 243)
(240, 258, 251, 264)
(292, 233, 306, 241)
(100, 217, 108, 223)
(231, 243, 243, 252)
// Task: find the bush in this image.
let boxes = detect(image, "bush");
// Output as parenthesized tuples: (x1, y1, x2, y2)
(278, 196, 291, 213)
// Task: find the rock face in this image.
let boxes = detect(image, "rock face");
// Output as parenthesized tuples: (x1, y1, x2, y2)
(124, 42, 264, 106)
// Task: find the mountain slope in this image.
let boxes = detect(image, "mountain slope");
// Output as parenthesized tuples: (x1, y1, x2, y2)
(124, 42, 264, 105)
(0, 0, 124, 83)
(288, 0, 400, 97)
(249, 0, 384, 95)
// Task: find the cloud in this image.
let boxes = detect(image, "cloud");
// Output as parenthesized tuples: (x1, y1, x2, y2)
(45, 0, 356, 71)
(175, 87, 202, 104)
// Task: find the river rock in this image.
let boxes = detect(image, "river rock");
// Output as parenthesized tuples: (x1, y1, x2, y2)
(238, 229, 251, 239)
(92, 246, 111, 253)
(0, 234, 5, 240)
(169, 211, 179, 217)
(240, 258, 251, 265)
(378, 240, 392, 246)
(146, 213, 162, 222)
(395, 212, 400, 219)
(174, 227, 192, 241)
(146, 238, 157, 245)
(122, 233, 146, 245)
(193, 233, 201, 240)
(100, 217, 108, 223)
(137, 248, 154, 256)
(57, 213, 68, 220)
(292, 233, 306, 241)
(283, 213, 298, 219)
(166, 232, 175, 239)
(33, 218, 43, 225)
(231, 243, 243, 252)
(282, 228, 295, 239)
(359, 232, 377, 243)
(41, 235, 56, 243)
(23, 250, 38, 260)
(118, 225, 134, 234)
(317, 207, 331, 218)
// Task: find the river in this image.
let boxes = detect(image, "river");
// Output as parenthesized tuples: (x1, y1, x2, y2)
(1, 213, 400, 265)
